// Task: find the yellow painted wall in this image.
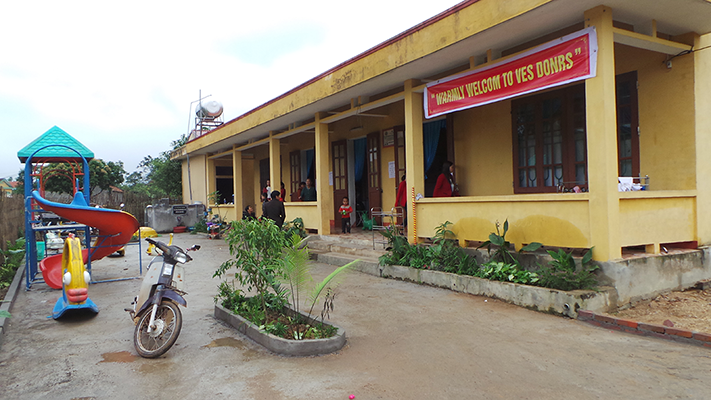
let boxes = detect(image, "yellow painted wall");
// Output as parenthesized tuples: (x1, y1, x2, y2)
(415, 195, 591, 249)
(618, 192, 696, 246)
(452, 100, 514, 196)
(213, 205, 237, 222)
(251, 145, 270, 209)
(615, 43, 696, 190)
(696, 33, 711, 246)
(284, 203, 320, 230)
(241, 156, 255, 211)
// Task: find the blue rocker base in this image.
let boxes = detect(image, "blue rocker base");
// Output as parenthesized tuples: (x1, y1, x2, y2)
(52, 295, 99, 319)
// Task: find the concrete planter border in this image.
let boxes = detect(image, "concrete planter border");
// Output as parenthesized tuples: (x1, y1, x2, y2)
(381, 264, 616, 318)
(214, 304, 346, 356)
(314, 253, 617, 317)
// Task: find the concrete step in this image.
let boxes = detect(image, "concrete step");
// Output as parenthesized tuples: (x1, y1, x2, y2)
(306, 237, 388, 259)
(313, 234, 375, 248)
(313, 252, 382, 277)
(329, 243, 387, 259)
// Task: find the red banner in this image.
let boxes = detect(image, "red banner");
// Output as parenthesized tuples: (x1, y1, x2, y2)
(424, 27, 597, 118)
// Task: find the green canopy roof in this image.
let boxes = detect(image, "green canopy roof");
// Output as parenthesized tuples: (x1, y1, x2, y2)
(17, 126, 94, 163)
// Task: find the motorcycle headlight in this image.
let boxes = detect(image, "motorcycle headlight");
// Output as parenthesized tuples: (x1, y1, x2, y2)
(174, 252, 189, 264)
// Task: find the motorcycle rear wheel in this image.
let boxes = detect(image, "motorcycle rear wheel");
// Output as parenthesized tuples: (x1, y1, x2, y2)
(134, 300, 182, 358)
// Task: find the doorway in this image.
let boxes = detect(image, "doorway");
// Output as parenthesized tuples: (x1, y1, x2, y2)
(351, 137, 368, 226)
(332, 140, 348, 228)
(423, 119, 448, 197)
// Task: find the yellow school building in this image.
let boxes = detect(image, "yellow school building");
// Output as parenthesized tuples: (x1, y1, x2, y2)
(173, 0, 711, 304)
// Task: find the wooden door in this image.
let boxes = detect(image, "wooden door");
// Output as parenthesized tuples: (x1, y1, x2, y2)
(367, 131, 382, 211)
(392, 125, 406, 188)
(289, 151, 301, 201)
(332, 140, 348, 228)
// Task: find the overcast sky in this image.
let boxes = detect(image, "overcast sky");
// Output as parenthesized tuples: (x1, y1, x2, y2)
(0, 0, 463, 180)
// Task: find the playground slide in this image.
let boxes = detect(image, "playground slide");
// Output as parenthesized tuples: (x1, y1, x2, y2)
(33, 191, 140, 289)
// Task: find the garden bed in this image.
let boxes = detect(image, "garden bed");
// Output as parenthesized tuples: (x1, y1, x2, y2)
(214, 304, 346, 356)
(319, 253, 617, 318)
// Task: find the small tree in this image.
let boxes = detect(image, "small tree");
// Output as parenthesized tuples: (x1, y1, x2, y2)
(214, 218, 284, 318)
(121, 135, 185, 201)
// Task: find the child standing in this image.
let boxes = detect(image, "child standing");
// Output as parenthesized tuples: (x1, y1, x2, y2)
(339, 197, 353, 234)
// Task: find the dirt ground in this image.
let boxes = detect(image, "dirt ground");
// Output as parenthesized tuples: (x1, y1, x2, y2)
(3, 236, 711, 399)
(608, 288, 711, 333)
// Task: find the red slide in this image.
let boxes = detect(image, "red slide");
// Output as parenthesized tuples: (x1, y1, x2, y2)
(33, 191, 140, 289)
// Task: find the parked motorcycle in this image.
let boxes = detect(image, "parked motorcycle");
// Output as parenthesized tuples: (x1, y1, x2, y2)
(126, 238, 200, 358)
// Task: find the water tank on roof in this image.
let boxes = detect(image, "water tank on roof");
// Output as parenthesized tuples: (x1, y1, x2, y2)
(196, 100, 223, 119)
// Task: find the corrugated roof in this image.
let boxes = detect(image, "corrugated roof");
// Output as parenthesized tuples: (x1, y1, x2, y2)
(17, 126, 94, 163)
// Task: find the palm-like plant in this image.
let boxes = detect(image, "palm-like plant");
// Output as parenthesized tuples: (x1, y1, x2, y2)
(278, 233, 358, 338)
(306, 261, 357, 319)
(278, 234, 313, 314)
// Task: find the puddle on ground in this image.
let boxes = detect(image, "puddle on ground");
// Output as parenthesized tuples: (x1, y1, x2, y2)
(203, 337, 260, 361)
(204, 337, 246, 349)
(98, 351, 137, 363)
(139, 360, 173, 374)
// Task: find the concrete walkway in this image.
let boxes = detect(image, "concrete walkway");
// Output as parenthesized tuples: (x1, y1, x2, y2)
(1, 234, 710, 399)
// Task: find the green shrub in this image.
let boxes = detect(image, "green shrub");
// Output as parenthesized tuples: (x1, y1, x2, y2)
(282, 217, 307, 239)
(214, 221, 354, 340)
(538, 248, 598, 291)
(378, 221, 478, 273)
(478, 220, 542, 267)
(192, 219, 208, 233)
(475, 261, 539, 285)
(1, 237, 26, 289)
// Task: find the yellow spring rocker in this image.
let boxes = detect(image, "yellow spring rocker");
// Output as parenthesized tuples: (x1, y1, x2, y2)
(52, 234, 99, 319)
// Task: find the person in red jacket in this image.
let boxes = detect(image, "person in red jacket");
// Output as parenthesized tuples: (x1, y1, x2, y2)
(433, 161, 459, 197)
(395, 174, 407, 227)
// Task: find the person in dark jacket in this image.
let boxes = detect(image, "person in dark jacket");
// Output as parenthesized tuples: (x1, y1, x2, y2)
(300, 178, 316, 201)
(242, 205, 256, 220)
(263, 190, 286, 227)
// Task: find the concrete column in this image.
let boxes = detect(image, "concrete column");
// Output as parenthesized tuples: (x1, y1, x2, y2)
(269, 134, 281, 198)
(584, 6, 621, 261)
(695, 33, 711, 246)
(404, 79, 425, 244)
(315, 112, 333, 234)
(206, 157, 216, 205)
(232, 148, 243, 221)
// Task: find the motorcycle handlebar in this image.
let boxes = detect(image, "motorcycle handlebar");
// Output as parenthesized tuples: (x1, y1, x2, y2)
(145, 238, 200, 258)
(145, 238, 171, 254)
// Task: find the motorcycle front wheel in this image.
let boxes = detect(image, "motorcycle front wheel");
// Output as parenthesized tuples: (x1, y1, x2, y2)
(134, 300, 183, 358)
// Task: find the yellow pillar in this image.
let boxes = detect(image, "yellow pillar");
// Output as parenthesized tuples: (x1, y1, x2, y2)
(269, 134, 281, 198)
(206, 157, 216, 205)
(315, 112, 333, 234)
(232, 148, 243, 221)
(584, 6, 621, 261)
(404, 79, 425, 244)
(695, 33, 711, 246)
